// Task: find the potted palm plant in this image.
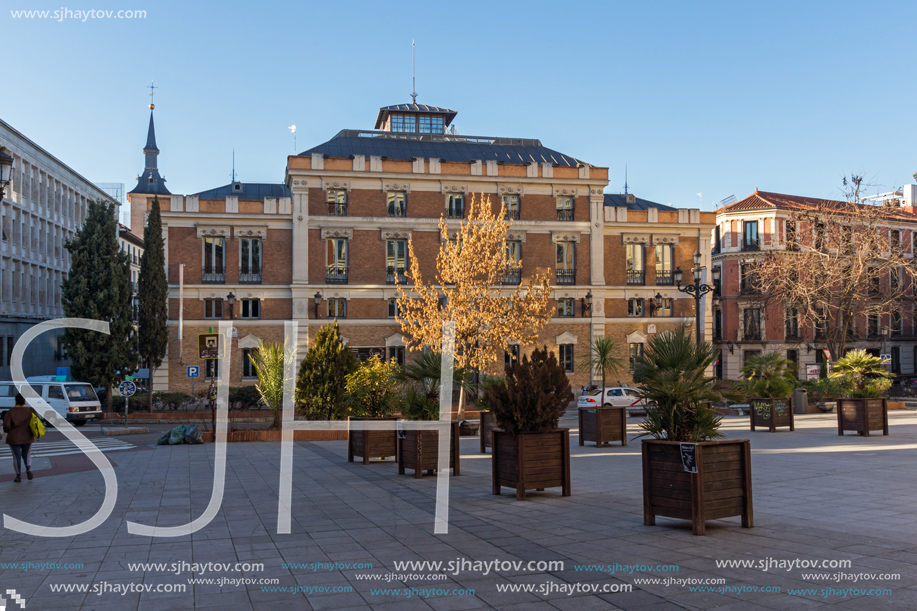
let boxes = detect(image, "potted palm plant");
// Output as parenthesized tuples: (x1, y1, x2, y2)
(635, 328, 753, 536)
(485, 346, 574, 500)
(346, 355, 401, 464)
(576, 337, 627, 447)
(832, 349, 893, 436)
(740, 352, 796, 432)
(396, 352, 466, 477)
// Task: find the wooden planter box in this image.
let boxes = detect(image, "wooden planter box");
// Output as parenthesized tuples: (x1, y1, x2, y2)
(579, 406, 628, 447)
(348, 417, 398, 464)
(480, 411, 497, 453)
(750, 398, 795, 432)
(837, 398, 888, 436)
(397, 421, 461, 478)
(642, 439, 753, 536)
(492, 428, 571, 500)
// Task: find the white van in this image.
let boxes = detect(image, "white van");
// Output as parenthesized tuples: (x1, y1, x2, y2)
(0, 379, 103, 426)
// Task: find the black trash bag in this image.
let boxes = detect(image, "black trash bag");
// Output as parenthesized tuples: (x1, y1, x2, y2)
(157, 430, 171, 445)
(183, 424, 203, 445)
(168, 425, 187, 445)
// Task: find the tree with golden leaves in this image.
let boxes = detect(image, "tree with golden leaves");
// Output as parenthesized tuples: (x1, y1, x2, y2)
(395, 194, 552, 417)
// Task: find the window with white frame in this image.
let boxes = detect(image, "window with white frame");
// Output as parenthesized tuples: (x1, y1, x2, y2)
(557, 298, 574, 317)
(386, 240, 407, 283)
(326, 239, 348, 283)
(240, 238, 262, 278)
(556, 196, 574, 221)
(204, 299, 223, 319)
(242, 348, 257, 379)
(328, 298, 346, 318)
(203, 237, 225, 277)
(559, 344, 574, 373)
(628, 298, 644, 317)
(241, 299, 260, 319)
(446, 194, 464, 219)
(502, 194, 520, 220)
(387, 191, 406, 217)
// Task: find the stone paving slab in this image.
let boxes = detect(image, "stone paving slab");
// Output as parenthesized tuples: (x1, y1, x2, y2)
(0, 412, 916, 610)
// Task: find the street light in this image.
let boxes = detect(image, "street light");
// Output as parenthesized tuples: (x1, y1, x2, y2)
(581, 290, 593, 317)
(675, 250, 719, 346)
(313, 292, 322, 319)
(226, 292, 236, 320)
(880, 326, 890, 367)
(0, 148, 14, 199)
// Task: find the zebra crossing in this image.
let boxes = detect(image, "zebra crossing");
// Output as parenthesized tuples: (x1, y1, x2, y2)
(0, 437, 135, 460)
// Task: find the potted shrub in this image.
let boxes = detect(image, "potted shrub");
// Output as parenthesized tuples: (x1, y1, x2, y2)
(484, 347, 574, 500)
(740, 352, 796, 432)
(395, 352, 467, 478)
(831, 349, 893, 436)
(802, 377, 844, 413)
(634, 328, 753, 536)
(346, 355, 401, 464)
(577, 337, 627, 447)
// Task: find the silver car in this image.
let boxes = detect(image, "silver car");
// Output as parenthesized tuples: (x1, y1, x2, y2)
(577, 387, 649, 416)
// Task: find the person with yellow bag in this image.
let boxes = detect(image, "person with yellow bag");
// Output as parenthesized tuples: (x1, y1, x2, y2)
(2, 393, 42, 483)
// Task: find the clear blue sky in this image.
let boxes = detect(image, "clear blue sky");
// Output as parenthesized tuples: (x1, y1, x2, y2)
(4, 0, 916, 222)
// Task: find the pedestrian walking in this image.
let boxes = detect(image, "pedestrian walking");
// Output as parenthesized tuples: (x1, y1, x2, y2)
(2, 393, 39, 483)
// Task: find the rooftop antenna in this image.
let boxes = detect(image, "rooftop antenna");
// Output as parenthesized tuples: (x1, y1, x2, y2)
(148, 80, 157, 109)
(411, 40, 417, 104)
(697, 192, 703, 208)
(232, 149, 237, 183)
(288, 124, 296, 152)
(624, 165, 628, 195)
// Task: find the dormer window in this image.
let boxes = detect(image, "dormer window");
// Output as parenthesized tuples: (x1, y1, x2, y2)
(233, 182, 242, 192)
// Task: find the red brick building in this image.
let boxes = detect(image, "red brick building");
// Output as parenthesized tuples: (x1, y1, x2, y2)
(128, 102, 715, 393)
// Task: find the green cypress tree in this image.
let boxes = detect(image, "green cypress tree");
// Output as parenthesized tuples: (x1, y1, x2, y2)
(61, 200, 139, 410)
(137, 196, 169, 411)
(294, 321, 358, 419)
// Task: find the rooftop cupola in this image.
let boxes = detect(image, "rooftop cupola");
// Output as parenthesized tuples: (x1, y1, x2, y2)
(374, 103, 457, 134)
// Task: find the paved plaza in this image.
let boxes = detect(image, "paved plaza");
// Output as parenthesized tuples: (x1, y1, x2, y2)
(2, 410, 917, 610)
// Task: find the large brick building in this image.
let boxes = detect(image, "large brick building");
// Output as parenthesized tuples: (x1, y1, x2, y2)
(128, 102, 715, 394)
(712, 187, 917, 380)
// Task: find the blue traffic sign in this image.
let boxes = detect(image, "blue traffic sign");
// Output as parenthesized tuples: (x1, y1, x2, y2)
(188, 366, 200, 378)
(119, 380, 137, 397)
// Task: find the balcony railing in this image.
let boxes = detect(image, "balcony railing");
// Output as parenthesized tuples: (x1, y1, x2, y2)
(239, 271, 262, 284)
(202, 269, 225, 284)
(785, 327, 800, 340)
(328, 202, 347, 216)
(556, 209, 574, 221)
(505, 208, 519, 221)
(446, 208, 464, 219)
(743, 329, 762, 341)
(656, 270, 674, 285)
(556, 268, 576, 285)
(386, 267, 407, 285)
(326, 270, 349, 284)
(627, 270, 645, 286)
(502, 270, 521, 285)
(742, 240, 759, 252)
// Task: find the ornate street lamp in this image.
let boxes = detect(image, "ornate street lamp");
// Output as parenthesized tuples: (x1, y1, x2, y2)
(581, 290, 593, 317)
(675, 251, 720, 346)
(226, 292, 236, 320)
(313, 292, 322, 319)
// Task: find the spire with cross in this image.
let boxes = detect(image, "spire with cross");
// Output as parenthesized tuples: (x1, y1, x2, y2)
(148, 80, 158, 110)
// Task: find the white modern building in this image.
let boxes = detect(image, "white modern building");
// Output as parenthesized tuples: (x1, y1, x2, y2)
(0, 118, 120, 379)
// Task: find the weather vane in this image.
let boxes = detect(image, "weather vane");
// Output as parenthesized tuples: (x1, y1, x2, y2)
(148, 80, 158, 109)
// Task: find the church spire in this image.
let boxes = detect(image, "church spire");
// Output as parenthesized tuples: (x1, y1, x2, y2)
(129, 84, 170, 196)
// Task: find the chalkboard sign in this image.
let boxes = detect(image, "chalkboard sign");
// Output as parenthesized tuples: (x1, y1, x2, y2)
(680, 443, 697, 473)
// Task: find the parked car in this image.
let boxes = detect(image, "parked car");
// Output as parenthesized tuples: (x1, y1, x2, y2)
(0, 378, 103, 426)
(577, 386, 650, 416)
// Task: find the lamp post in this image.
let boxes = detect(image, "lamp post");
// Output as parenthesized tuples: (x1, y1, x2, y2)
(313, 292, 322, 319)
(226, 292, 235, 321)
(0, 148, 14, 199)
(581, 290, 593, 317)
(880, 326, 889, 368)
(675, 250, 720, 346)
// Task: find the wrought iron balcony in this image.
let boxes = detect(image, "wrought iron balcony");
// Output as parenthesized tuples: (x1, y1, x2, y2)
(627, 270, 645, 286)
(202, 268, 225, 284)
(505, 208, 519, 221)
(656, 270, 674, 286)
(386, 267, 407, 285)
(556, 269, 576, 285)
(502, 270, 521, 285)
(239, 271, 262, 284)
(328, 202, 347, 216)
(326, 270, 349, 284)
(556, 209, 574, 221)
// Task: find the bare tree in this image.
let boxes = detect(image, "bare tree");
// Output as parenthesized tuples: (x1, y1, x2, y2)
(753, 176, 917, 360)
